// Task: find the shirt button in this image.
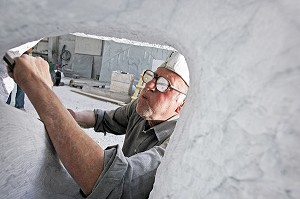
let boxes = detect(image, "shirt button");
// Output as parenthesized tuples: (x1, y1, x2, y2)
(134, 149, 137, 153)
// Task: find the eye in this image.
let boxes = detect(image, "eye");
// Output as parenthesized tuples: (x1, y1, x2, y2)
(156, 77, 169, 92)
(143, 71, 155, 83)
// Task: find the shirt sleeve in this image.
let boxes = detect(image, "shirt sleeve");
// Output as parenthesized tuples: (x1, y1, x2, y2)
(93, 100, 137, 135)
(87, 139, 169, 199)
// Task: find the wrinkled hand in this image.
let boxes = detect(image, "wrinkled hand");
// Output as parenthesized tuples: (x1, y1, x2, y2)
(7, 54, 53, 89)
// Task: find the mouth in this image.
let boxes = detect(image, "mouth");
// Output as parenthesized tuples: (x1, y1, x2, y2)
(140, 89, 148, 99)
(141, 93, 148, 100)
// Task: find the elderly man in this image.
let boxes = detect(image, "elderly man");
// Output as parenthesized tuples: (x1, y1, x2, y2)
(8, 51, 189, 198)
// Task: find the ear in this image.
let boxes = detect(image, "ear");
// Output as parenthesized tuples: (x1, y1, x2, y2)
(175, 94, 186, 113)
(175, 100, 185, 113)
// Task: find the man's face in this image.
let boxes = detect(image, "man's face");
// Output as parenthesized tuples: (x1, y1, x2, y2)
(136, 68, 187, 122)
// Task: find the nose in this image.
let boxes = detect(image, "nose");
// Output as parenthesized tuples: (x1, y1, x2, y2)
(144, 78, 156, 91)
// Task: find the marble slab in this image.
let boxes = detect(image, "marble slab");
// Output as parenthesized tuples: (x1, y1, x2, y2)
(0, 102, 82, 199)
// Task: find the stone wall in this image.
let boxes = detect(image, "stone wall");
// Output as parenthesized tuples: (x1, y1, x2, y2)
(100, 40, 171, 83)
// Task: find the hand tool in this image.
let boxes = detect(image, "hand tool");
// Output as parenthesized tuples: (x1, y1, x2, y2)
(3, 39, 42, 71)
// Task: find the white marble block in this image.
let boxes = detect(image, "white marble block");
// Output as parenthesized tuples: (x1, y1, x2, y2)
(110, 71, 134, 95)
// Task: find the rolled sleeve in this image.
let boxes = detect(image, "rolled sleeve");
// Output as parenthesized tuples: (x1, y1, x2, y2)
(88, 140, 168, 199)
(93, 101, 136, 135)
(87, 145, 128, 199)
(93, 109, 105, 133)
(123, 144, 166, 199)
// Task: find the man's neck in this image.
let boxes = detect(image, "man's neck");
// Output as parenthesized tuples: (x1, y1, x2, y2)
(148, 120, 163, 128)
(148, 114, 179, 128)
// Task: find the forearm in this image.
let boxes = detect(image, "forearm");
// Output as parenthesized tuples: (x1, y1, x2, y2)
(68, 109, 96, 128)
(22, 80, 104, 195)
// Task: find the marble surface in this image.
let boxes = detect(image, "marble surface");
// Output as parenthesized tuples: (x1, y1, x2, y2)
(0, 0, 299, 198)
(0, 103, 82, 198)
(150, 1, 300, 198)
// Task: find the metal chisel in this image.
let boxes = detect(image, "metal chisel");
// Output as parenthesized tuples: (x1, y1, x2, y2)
(3, 39, 42, 70)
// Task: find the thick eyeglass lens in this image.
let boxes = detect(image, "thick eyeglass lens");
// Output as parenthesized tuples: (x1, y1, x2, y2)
(156, 77, 169, 92)
(142, 70, 155, 83)
(142, 70, 170, 93)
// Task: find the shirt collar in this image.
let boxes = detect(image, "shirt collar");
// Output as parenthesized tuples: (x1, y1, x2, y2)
(146, 114, 179, 142)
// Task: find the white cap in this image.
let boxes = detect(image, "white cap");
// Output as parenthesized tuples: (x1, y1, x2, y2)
(159, 51, 190, 86)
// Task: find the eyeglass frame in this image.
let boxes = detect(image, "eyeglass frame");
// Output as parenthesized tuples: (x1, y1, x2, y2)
(142, 70, 187, 95)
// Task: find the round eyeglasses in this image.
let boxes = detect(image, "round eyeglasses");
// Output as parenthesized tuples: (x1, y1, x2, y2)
(142, 70, 186, 95)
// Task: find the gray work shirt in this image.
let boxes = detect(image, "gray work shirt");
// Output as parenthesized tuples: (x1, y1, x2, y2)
(87, 100, 178, 199)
